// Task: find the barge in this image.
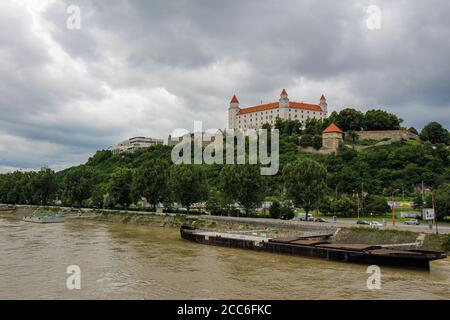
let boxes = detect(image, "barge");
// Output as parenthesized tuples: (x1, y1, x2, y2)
(180, 226, 447, 269)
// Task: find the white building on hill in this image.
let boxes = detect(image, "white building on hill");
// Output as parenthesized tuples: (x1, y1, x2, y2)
(109, 137, 163, 154)
(228, 89, 327, 130)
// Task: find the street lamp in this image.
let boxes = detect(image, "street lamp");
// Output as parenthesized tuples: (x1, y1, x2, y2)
(392, 189, 400, 226)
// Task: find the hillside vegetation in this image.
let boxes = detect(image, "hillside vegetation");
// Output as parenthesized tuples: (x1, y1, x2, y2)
(1, 109, 449, 220)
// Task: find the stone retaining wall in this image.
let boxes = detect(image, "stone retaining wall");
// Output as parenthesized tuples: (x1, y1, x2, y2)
(354, 130, 419, 142)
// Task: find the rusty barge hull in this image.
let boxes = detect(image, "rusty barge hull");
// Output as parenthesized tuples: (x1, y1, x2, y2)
(180, 227, 447, 269)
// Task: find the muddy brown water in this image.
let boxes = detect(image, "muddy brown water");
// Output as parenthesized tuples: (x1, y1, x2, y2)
(0, 217, 449, 299)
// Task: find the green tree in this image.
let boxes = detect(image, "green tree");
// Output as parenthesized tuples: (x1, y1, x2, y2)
(91, 182, 110, 208)
(269, 201, 281, 219)
(420, 122, 449, 145)
(280, 205, 295, 220)
(169, 165, 208, 213)
(31, 169, 57, 205)
(312, 135, 322, 150)
(132, 159, 170, 211)
(62, 166, 96, 207)
(219, 164, 265, 215)
(304, 118, 325, 135)
(363, 109, 402, 130)
(336, 108, 365, 131)
(275, 117, 302, 136)
(413, 193, 426, 210)
(346, 130, 359, 148)
(435, 183, 450, 220)
(108, 167, 134, 209)
(283, 159, 328, 220)
(299, 134, 313, 148)
(364, 195, 389, 215)
(331, 196, 357, 217)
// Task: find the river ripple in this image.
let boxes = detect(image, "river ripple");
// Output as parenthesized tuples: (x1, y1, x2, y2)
(0, 217, 449, 299)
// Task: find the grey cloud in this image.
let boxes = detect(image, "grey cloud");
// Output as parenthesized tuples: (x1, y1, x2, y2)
(0, 0, 449, 171)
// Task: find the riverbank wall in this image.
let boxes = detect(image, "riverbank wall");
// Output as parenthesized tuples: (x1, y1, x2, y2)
(4, 205, 450, 252)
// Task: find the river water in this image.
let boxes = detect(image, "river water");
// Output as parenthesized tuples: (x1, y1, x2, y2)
(0, 217, 449, 299)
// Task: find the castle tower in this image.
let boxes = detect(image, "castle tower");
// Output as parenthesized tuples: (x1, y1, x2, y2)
(320, 94, 328, 117)
(228, 95, 240, 129)
(279, 89, 289, 119)
(322, 123, 343, 151)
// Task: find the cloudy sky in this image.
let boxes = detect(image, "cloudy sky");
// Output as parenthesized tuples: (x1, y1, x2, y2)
(1, 0, 449, 172)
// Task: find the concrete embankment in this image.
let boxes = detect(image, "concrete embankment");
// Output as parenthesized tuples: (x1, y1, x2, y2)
(4, 205, 449, 252)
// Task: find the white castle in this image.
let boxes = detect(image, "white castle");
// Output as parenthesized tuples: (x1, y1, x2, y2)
(228, 89, 327, 130)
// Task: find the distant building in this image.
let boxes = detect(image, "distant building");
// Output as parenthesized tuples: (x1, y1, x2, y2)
(109, 137, 163, 154)
(228, 89, 327, 130)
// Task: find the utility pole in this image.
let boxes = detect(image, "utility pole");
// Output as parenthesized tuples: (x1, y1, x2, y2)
(392, 189, 400, 226)
(432, 191, 438, 234)
(421, 181, 425, 205)
(361, 182, 364, 215)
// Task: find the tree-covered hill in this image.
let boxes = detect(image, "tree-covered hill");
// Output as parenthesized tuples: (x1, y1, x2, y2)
(1, 112, 449, 219)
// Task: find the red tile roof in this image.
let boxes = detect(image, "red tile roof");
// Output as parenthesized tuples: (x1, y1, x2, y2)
(290, 102, 323, 111)
(323, 123, 343, 134)
(230, 95, 239, 103)
(281, 88, 288, 95)
(321, 94, 326, 100)
(238, 102, 279, 115)
(237, 101, 323, 115)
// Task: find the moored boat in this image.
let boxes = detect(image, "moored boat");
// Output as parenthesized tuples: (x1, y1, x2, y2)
(180, 226, 447, 269)
(22, 214, 65, 224)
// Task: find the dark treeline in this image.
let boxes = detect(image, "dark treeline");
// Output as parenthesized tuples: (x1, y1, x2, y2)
(1, 110, 449, 219)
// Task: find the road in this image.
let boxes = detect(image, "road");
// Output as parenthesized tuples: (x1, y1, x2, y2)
(10, 204, 450, 234)
(191, 214, 450, 234)
(332, 218, 450, 234)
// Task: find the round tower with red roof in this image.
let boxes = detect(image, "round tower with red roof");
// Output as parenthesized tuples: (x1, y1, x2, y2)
(322, 123, 343, 151)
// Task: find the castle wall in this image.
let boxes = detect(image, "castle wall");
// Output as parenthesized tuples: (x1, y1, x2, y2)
(354, 130, 419, 142)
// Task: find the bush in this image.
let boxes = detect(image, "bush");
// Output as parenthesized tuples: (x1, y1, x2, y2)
(331, 196, 357, 217)
(312, 135, 323, 150)
(269, 201, 281, 219)
(443, 235, 450, 252)
(280, 205, 295, 220)
(364, 195, 389, 215)
(299, 134, 313, 148)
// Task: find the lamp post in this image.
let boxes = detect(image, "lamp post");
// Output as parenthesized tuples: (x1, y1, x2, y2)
(392, 189, 400, 226)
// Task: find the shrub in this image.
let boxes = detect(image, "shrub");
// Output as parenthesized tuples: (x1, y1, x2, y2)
(443, 235, 450, 252)
(269, 201, 281, 219)
(280, 205, 295, 220)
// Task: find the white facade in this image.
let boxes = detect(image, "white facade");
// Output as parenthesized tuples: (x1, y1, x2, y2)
(228, 90, 328, 130)
(110, 137, 163, 154)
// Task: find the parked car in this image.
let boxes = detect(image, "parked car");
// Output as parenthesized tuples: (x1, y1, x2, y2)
(357, 220, 371, 225)
(298, 215, 315, 221)
(404, 219, 420, 226)
(370, 221, 384, 227)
